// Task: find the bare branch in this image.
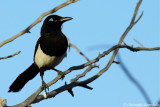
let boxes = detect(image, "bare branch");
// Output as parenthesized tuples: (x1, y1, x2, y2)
(130, 0, 142, 24)
(134, 11, 144, 25)
(91, 0, 144, 82)
(118, 45, 160, 51)
(0, 0, 79, 48)
(119, 0, 143, 45)
(87, 1, 145, 86)
(63, 45, 160, 77)
(0, 51, 21, 60)
(32, 81, 94, 104)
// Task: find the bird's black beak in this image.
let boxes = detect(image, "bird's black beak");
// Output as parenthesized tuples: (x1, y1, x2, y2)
(60, 17, 73, 22)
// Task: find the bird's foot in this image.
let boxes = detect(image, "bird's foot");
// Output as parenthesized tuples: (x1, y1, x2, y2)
(52, 68, 65, 80)
(41, 81, 49, 92)
(57, 71, 65, 80)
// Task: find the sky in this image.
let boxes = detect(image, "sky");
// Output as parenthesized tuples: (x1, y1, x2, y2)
(0, 0, 159, 107)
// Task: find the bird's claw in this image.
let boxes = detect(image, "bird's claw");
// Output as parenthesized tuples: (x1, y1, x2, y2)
(41, 81, 49, 92)
(57, 71, 65, 80)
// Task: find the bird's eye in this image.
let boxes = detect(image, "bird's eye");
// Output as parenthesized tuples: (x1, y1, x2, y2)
(48, 18, 57, 22)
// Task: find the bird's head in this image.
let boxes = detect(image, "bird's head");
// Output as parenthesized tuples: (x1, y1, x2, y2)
(41, 15, 73, 35)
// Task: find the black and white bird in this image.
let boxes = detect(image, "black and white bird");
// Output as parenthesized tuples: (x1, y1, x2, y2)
(8, 15, 72, 92)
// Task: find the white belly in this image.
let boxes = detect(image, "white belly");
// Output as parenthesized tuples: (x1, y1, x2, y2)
(35, 45, 66, 68)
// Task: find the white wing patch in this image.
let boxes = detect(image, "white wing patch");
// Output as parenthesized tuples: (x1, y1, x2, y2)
(49, 18, 54, 22)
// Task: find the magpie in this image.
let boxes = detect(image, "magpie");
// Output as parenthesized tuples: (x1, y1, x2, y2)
(8, 15, 72, 92)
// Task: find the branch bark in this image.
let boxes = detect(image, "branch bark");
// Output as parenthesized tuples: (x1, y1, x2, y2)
(0, 51, 21, 60)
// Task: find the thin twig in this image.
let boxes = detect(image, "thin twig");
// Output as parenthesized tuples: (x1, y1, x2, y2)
(133, 38, 144, 47)
(0, 51, 21, 60)
(131, 0, 142, 24)
(134, 11, 144, 25)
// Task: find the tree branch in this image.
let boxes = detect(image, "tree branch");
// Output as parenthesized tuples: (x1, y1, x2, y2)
(0, 51, 21, 60)
(83, 0, 144, 86)
(130, 0, 142, 24)
(13, 44, 160, 106)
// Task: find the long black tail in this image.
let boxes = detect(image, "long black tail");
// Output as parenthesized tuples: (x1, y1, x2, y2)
(8, 63, 39, 92)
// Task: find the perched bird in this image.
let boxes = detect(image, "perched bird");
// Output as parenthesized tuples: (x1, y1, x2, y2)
(8, 15, 72, 92)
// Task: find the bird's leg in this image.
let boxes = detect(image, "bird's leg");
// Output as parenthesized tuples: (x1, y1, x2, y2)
(40, 68, 49, 92)
(52, 68, 65, 80)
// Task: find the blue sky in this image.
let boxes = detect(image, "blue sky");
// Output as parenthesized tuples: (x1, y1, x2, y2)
(0, 0, 159, 107)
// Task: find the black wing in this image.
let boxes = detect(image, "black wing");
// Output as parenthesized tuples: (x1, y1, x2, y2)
(34, 37, 41, 60)
(39, 33, 68, 57)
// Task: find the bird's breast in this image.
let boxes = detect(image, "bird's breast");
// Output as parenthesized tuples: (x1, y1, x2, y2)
(35, 45, 66, 68)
